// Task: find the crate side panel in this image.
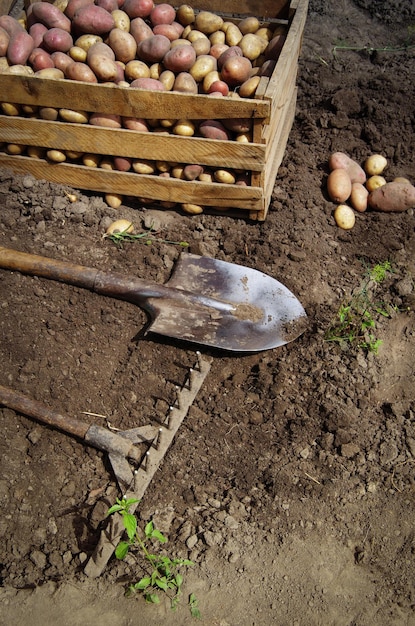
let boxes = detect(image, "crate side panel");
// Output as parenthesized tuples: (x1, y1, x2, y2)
(0, 76, 269, 120)
(0, 155, 263, 209)
(0, 116, 266, 170)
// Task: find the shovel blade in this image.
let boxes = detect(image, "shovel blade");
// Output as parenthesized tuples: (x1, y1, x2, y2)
(149, 254, 307, 352)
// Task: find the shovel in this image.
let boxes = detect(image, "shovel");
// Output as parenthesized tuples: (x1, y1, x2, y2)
(0, 246, 307, 352)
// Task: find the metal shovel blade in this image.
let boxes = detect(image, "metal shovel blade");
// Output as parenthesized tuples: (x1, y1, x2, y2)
(148, 254, 307, 352)
(0, 247, 307, 353)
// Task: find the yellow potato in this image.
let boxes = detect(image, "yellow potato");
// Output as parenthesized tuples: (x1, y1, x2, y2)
(238, 16, 260, 35)
(239, 75, 261, 98)
(35, 68, 65, 79)
(69, 46, 87, 62)
(132, 159, 156, 174)
(39, 106, 59, 121)
(364, 154, 387, 176)
(47, 149, 66, 162)
(225, 23, 243, 46)
(176, 4, 195, 26)
(1, 102, 20, 116)
(214, 169, 236, 184)
(173, 120, 196, 136)
(6, 143, 25, 155)
(239, 33, 267, 60)
(105, 194, 123, 209)
(194, 11, 223, 34)
(111, 9, 130, 32)
(83, 154, 100, 167)
(106, 219, 133, 234)
(182, 203, 204, 214)
(334, 204, 355, 230)
(366, 175, 387, 192)
(75, 34, 103, 52)
(59, 109, 89, 124)
(189, 54, 217, 82)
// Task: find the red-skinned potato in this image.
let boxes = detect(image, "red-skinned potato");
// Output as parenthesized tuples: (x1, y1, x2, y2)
(220, 55, 252, 87)
(72, 5, 116, 34)
(42, 27, 73, 52)
(138, 34, 170, 62)
(199, 120, 230, 141)
(89, 112, 122, 127)
(328, 152, 366, 184)
(113, 156, 132, 171)
(153, 23, 180, 41)
(95, 0, 118, 12)
(327, 169, 352, 203)
(64, 0, 94, 21)
(129, 17, 153, 44)
(210, 43, 229, 60)
(7, 31, 35, 65)
(150, 3, 176, 26)
(122, 0, 154, 19)
(130, 76, 166, 90)
(28, 47, 55, 71)
(65, 60, 98, 81)
(368, 182, 415, 212)
(122, 116, 149, 131)
(28, 22, 47, 48)
(183, 164, 204, 180)
(0, 26, 9, 56)
(30, 2, 72, 32)
(217, 45, 242, 70)
(163, 44, 196, 72)
(0, 15, 25, 37)
(207, 80, 229, 96)
(51, 50, 75, 72)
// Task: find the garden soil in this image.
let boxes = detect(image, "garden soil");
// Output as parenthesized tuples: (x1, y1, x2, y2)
(1, 0, 415, 624)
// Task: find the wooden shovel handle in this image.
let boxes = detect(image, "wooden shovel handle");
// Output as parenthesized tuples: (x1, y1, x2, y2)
(0, 384, 90, 439)
(0, 246, 98, 290)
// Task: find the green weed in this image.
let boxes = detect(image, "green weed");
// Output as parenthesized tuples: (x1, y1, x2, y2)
(333, 25, 415, 56)
(324, 261, 393, 354)
(104, 224, 189, 248)
(107, 497, 199, 616)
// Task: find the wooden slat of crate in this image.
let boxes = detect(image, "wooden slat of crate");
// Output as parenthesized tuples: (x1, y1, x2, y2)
(0, 75, 270, 121)
(0, 154, 264, 209)
(0, 117, 266, 171)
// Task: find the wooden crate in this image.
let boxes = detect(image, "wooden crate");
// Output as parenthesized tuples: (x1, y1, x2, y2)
(0, 0, 308, 220)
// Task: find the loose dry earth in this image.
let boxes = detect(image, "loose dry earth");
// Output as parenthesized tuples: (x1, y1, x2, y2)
(1, 0, 415, 624)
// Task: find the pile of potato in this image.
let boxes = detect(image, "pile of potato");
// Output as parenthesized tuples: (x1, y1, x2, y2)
(0, 0, 288, 212)
(326, 151, 415, 229)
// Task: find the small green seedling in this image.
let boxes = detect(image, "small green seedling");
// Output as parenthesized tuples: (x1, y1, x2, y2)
(104, 224, 189, 248)
(325, 261, 393, 354)
(107, 498, 199, 616)
(333, 25, 415, 56)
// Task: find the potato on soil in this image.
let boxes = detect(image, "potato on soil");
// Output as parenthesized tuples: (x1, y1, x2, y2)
(327, 168, 352, 203)
(364, 154, 387, 176)
(329, 151, 366, 184)
(366, 175, 386, 192)
(334, 204, 355, 230)
(350, 182, 368, 213)
(368, 182, 415, 212)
